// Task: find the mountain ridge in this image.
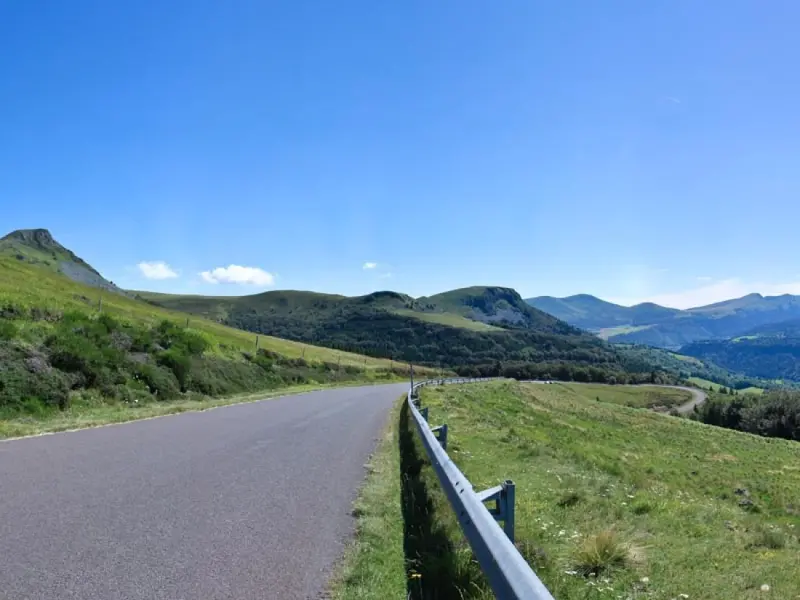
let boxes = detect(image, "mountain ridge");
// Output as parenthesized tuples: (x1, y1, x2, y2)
(527, 292, 800, 349)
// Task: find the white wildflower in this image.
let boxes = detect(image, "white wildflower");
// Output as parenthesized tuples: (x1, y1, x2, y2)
(761, 584, 770, 592)
(640, 577, 650, 584)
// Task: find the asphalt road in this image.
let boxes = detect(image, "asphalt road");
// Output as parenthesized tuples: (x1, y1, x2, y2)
(0, 383, 407, 600)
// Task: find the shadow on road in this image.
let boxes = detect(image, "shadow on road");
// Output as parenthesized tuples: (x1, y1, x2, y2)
(398, 401, 483, 600)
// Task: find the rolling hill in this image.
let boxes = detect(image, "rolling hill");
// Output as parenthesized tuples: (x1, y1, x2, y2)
(680, 317, 800, 381)
(138, 286, 631, 373)
(0, 228, 426, 434)
(528, 292, 800, 349)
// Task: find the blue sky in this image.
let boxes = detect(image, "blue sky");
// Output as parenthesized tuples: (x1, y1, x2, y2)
(3, 1, 800, 309)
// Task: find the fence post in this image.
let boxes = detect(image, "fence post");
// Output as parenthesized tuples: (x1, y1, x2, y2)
(420, 407, 429, 422)
(255, 335, 259, 351)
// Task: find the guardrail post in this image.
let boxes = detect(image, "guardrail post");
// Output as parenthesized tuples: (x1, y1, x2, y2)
(420, 407, 429, 422)
(500, 480, 515, 542)
(431, 424, 448, 450)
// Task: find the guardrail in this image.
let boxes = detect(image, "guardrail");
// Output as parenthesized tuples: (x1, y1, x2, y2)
(407, 377, 556, 600)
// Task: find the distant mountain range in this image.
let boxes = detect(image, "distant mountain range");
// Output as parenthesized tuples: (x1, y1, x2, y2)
(527, 293, 800, 350)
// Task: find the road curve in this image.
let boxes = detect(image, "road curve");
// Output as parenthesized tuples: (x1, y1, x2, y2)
(0, 383, 407, 600)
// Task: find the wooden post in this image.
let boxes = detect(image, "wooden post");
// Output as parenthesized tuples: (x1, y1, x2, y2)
(98, 295, 102, 311)
(256, 335, 259, 351)
(302, 348, 305, 359)
(186, 317, 189, 328)
(338, 356, 341, 370)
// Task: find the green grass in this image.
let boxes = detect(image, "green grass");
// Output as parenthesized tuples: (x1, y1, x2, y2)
(342, 381, 800, 599)
(670, 352, 705, 365)
(0, 257, 425, 371)
(331, 398, 407, 600)
(597, 325, 652, 339)
(391, 308, 503, 331)
(555, 382, 692, 409)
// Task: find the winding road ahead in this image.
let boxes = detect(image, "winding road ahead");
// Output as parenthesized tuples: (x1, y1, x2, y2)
(0, 383, 406, 600)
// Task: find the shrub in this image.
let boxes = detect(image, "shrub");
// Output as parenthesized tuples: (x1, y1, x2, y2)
(0, 342, 70, 410)
(0, 320, 17, 340)
(133, 364, 180, 400)
(573, 530, 641, 576)
(156, 349, 192, 392)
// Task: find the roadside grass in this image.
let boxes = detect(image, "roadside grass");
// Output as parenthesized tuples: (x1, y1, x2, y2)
(408, 381, 800, 599)
(331, 397, 488, 600)
(330, 399, 407, 600)
(0, 379, 399, 440)
(556, 382, 692, 409)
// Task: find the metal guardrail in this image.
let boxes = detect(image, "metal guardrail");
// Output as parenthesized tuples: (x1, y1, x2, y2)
(407, 377, 556, 600)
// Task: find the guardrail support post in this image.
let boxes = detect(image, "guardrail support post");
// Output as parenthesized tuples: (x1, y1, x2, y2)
(500, 480, 515, 542)
(420, 407, 429, 422)
(477, 480, 516, 543)
(431, 424, 448, 450)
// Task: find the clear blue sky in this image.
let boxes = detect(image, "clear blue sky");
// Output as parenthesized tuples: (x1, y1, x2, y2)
(3, 1, 799, 308)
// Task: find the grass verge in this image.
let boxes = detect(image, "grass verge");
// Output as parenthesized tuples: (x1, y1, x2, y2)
(414, 381, 800, 599)
(0, 379, 401, 440)
(331, 396, 487, 600)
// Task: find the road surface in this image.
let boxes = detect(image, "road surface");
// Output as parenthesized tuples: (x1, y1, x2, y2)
(0, 383, 406, 600)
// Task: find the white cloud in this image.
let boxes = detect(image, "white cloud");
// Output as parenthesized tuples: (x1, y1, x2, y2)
(200, 265, 275, 286)
(363, 262, 378, 270)
(607, 278, 800, 310)
(379, 272, 393, 279)
(696, 276, 713, 282)
(137, 261, 178, 280)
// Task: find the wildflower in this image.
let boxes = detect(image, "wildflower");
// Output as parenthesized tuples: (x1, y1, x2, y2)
(761, 584, 770, 592)
(640, 577, 650, 584)
(564, 570, 578, 576)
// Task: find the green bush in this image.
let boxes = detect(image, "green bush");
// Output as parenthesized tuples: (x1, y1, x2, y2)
(0, 342, 70, 410)
(133, 364, 180, 400)
(0, 320, 17, 340)
(156, 348, 192, 392)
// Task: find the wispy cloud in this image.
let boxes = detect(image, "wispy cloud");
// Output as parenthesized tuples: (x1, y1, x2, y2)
(663, 96, 681, 104)
(362, 262, 377, 270)
(608, 278, 800, 309)
(200, 265, 275, 286)
(379, 272, 393, 279)
(696, 276, 713, 282)
(137, 261, 178, 280)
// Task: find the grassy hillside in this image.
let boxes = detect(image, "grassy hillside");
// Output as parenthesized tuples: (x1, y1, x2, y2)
(385, 381, 800, 599)
(0, 254, 426, 437)
(0, 228, 123, 293)
(558, 382, 692, 409)
(615, 344, 781, 390)
(681, 337, 800, 381)
(140, 286, 635, 375)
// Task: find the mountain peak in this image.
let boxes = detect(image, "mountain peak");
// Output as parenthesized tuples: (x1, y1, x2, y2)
(1, 228, 61, 250)
(1, 227, 124, 295)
